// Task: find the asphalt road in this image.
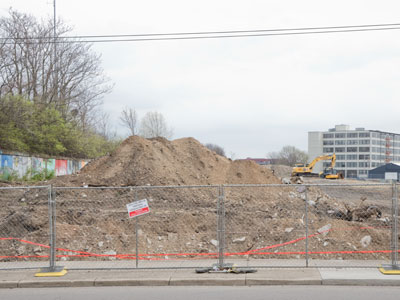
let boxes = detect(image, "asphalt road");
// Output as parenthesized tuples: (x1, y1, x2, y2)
(2, 286, 400, 300)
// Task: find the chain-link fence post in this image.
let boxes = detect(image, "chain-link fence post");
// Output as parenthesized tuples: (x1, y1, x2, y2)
(381, 181, 399, 272)
(304, 185, 309, 268)
(135, 188, 139, 268)
(391, 181, 399, 267)
(217, 185, 226, 269)
(36, 185, 64, 274)
(49, 185, 55, 270)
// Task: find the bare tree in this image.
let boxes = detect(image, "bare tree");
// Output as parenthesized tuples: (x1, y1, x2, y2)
(139, 111, 173, 139)
(120, 107, 138, 136)
(205, 143, 226, 157)
(268, 145, 308, 166)
(0, 9, 112, 129)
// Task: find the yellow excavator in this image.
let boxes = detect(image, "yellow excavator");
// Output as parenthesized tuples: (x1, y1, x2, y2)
(291, 153, 343, 179)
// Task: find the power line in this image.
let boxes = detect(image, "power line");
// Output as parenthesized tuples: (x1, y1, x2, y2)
(57, 22, 400, 39)
(1, 22, 400, 44)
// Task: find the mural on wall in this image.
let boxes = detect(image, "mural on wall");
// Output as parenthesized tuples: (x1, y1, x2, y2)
(13, 156, 31, 178)
(32, 157, 45, 173)
(68, 160, 80, 174)
(0, 151, 88, 179)
(55, 160, 68, 176)
(0, 155, 13, 176)
(46, 159, 56, 175)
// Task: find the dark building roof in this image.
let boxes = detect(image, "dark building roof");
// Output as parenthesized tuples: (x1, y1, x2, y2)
(369, 163, 400, 175)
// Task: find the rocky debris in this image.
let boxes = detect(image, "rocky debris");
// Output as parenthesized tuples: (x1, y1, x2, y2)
(344, 201, 382, 222)
(233, 237, 246, 243)
(210, 239, 219, 247)
(291, 176, 304, 184)
(318, 224, 332, 236)
(361, 235, 372, 248)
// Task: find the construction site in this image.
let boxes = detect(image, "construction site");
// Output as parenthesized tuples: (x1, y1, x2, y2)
(0, 135, 398, 269)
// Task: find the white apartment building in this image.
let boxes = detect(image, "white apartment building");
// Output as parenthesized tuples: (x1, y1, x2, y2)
(308, 125, 400, 178)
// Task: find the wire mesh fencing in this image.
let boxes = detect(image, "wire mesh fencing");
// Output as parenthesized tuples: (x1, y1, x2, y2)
(54, 186, 219, 269)
(0, 183, 398, 270)
(0, 186, 50, 270)
(304, 183, 393, 268)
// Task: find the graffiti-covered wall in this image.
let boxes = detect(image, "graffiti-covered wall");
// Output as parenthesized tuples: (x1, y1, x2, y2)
(0, 150, 88, 180)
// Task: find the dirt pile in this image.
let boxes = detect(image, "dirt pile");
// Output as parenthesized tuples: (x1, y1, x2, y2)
(62, 136, 279, 187)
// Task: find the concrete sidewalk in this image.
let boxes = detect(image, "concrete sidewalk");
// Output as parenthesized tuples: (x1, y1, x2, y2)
(1, 260, 400, 288)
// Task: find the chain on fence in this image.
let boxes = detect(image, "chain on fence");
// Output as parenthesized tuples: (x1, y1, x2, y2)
(0, 183, 398, 270)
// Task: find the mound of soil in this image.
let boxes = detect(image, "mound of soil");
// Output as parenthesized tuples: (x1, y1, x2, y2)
(61, 136, 279, 187)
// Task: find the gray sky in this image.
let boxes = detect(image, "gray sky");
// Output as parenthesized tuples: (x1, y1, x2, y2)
(1, 0, 400, 158)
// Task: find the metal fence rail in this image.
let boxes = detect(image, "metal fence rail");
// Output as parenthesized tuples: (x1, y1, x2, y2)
(0, 183, 398, 270)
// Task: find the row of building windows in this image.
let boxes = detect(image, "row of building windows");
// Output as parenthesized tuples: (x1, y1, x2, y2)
(334, 169, 369, 177)
(335, 154, 400, 161)
(323, 147, 370, 153)
(323, 139, 400, 147)
(323, 132, 400, 140)
(323, 132, 371, 139)
(335, 154, 370, 160)
(324, 147, 400, 154)
(335, 163, 386, 172)
(370, 148, 400, 154)
(328, 162, 370, 168)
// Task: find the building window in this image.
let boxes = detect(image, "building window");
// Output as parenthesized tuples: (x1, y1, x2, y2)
(336, 162, 346, 168)
(337, 155, 346, 160)
(359, 132, 370, 138)
(323, 140, 334, 145)
(347, 147, 357, 152)
(359, 154, 370, 160)
(347, 154, 357, 160)
(347, 170, 357, 178)
(335, 133, 346, 138)
(359, 170, 368, 175)
(335, 147, 345, 152)
(347, 133, 358, 138)
(347, 162, 357, 168)
(360, 140, 370, 145)
(347, 140, 358, 145)
(323, 133, 334, 138)
(335, 140, 346, 145)
(359, 162, 370, 168)
(323, 147, 334, 153)
(359, 147, 370, 152)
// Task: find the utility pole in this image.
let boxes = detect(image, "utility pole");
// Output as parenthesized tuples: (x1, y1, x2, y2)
(53, 0, 58, 102)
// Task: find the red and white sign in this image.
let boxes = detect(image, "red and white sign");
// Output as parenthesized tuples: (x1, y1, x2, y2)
(126, 199, 150, 218)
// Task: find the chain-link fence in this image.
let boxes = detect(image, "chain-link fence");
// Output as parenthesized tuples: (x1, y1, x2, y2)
(53, 185, 219, 269)
(0, 183, 398, 270)
(0, 186, 50, 270)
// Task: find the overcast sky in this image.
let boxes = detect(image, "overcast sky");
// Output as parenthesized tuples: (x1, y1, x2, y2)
(1, 1, 400, 158)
